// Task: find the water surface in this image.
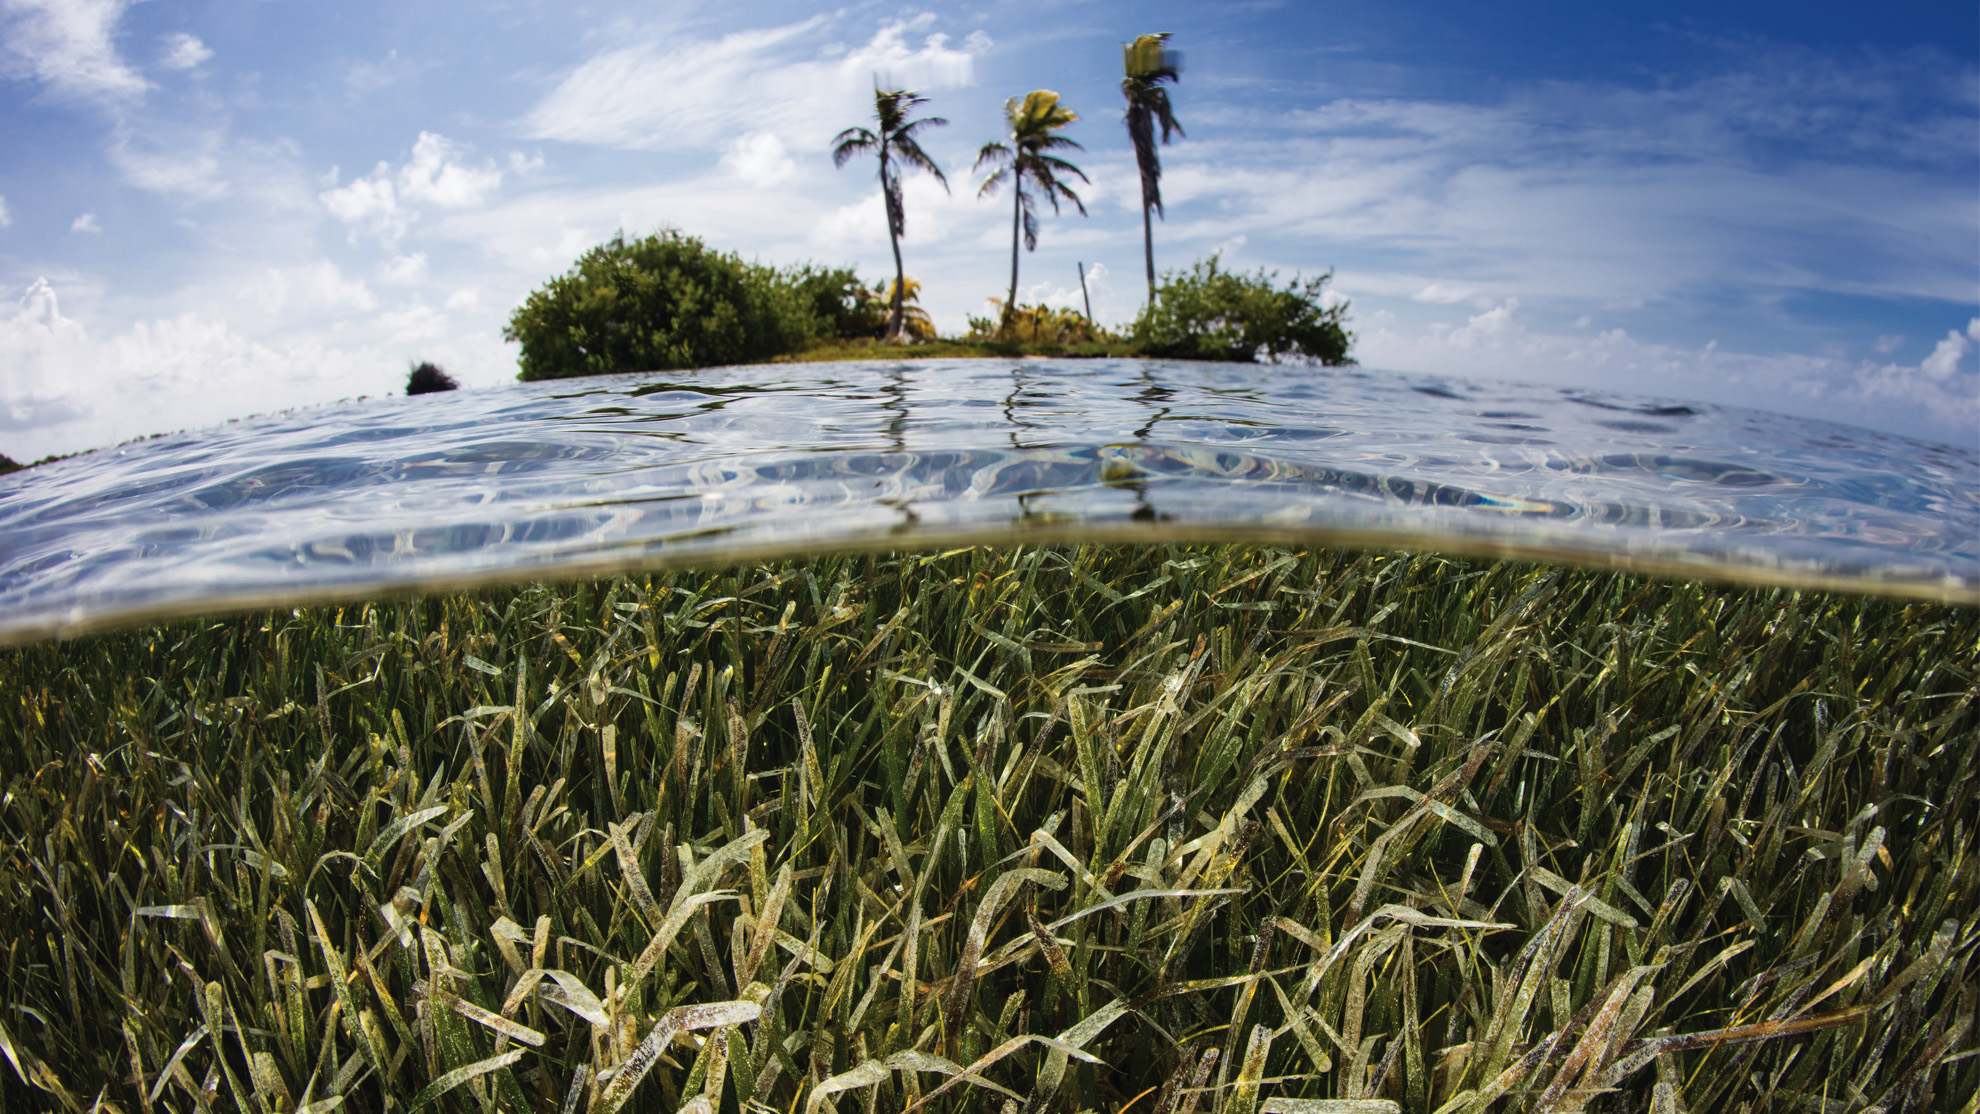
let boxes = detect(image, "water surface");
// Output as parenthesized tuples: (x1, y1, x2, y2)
(1, 358, 1974, 644)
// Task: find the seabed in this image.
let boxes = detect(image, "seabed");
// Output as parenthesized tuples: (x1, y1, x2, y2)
(0, 543, 1974, 1112)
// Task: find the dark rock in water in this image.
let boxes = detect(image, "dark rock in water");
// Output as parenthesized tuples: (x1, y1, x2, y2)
(407, 362, 459, 395)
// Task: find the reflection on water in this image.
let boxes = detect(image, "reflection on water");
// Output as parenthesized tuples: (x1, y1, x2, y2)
(0, 358, 1974, 643)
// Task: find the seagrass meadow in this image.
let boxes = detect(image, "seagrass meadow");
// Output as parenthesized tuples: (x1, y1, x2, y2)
(0, 544, 1975, 1113)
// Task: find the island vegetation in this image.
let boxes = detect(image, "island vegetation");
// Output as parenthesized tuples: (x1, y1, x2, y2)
(499, 32, 1354, 380)
(833, 90, 951, 344)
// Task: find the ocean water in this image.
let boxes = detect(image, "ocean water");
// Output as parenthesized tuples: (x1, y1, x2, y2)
(0, 358, 1973, 645)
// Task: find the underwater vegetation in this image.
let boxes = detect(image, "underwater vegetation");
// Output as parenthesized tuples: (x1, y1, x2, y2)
(0, 544, 1973, 1112)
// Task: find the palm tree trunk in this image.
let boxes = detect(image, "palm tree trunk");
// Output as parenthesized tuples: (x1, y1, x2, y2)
(880, 147, 905, 344)
(1143, 201, 1156, 306)
(1008, 185, 1022, 331)
(886, 199, 907, 344)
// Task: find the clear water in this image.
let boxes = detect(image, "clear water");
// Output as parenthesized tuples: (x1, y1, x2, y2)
(1, 358, 1974, 645)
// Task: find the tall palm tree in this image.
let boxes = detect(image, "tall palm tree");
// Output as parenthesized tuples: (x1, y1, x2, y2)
(975, 90, 1088, 327)
(1123, 33, 1183, 307)
(833, 88, 949, 342)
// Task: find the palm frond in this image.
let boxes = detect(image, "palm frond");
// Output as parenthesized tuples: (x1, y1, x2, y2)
(831, 128, 879, 168)
(892, 136, 951, 191)
(1041, 176, 1087, 218)
(1037, 155, 1090, 183)
(896, 116, 948, 140)
(1147, 86, 1183, 142)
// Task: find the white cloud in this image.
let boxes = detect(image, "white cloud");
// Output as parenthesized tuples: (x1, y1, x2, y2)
(70, 212, 100, 233)
(245, 261, 376, 317)
(379, 252, 428, 284)
(1920, 323, 1973, 379)
(1873, 334, 1906, 354)
(398, 132, 502, 208)
(378, 303, 447, 343)
(0, 0, 147, 104)
(523, 16, 984, 153)
(1413, 281, 1474, 304)
(1357, 298, 1979, 447)
(344, 49, 414, 98)
(0, 274, 527, 459)
(320, 168, 400, 238)
(0, 195, 10, 228)
(0, 277, 388, 460)
(721, 132, 797, 185)
(1156, 91, 1978, 310)
(109, 127, 227, 198)
(321, 132, 502, 243)
(157, 31, 211, 72)
(444, 288, 479, 311)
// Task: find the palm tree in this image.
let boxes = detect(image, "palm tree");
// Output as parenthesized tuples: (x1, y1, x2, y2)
(975, 90, 1088, 329)
(1123, 33, 1183, 307)
(833, 89, 949, 342)
(879, 276, 937, 341)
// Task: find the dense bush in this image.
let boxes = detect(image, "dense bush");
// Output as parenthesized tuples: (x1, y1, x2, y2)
(504, 231, 851, 380)
(784, 263, 885, 341)
(1131, 255, 1353, 364)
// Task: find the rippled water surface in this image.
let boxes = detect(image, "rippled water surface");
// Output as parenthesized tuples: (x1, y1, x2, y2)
(2, 358, 1974, 643)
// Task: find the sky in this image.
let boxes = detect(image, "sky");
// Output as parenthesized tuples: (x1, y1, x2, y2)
(1, 0, 1976, 460)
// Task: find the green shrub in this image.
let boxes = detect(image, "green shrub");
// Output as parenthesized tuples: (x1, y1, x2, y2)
(504, 231, 840, 380)
(784, 263, 887, 341)
(965, 300, 1106, 344)
(1131, 255, 1353, 364)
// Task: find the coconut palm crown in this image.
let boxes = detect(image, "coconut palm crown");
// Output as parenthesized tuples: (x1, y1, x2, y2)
(1123, 32, 1184, 306)
(832, 88, 949, 342)
(974, 90, 1089, 327)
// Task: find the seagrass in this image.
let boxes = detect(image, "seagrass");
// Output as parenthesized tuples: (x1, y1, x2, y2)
(0, 544, 1974, 1113)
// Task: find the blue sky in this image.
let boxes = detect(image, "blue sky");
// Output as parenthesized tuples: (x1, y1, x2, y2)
(1, 0, 1975, 459)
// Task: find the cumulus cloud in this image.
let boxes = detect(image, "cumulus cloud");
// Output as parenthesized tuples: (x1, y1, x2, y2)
(0, 278, 390, 459)
(245, 261, 376, 317)
(321, 132, 502, 242)
(379, 252, 428, 284)
(398, 132, 502, 207)
(157, 31, 211, 72)
(0, 274, 525, 459)
(721, 132, 797, 185)
(0, 0, 147, 104)
(523, 15, 985, 152)
(70, 212, 100, 233)
(378, 303, 447, 343)
(1920, 321, 1976, 379)
(1356, 299, 1980, 447)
